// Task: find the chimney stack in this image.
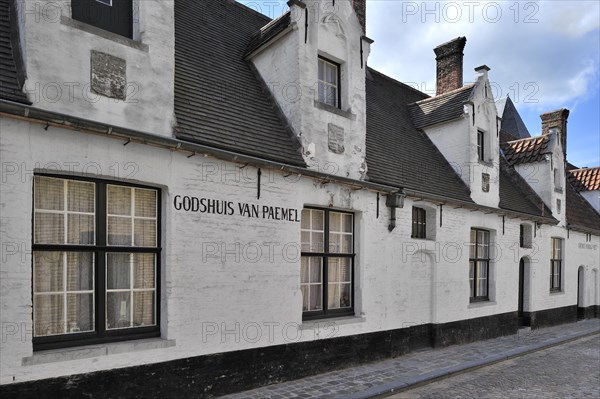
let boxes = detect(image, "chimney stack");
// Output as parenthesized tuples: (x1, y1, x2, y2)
(541, 109, 569, 155)
(434, 37, 467, 96)
(352, 0, 366, 33)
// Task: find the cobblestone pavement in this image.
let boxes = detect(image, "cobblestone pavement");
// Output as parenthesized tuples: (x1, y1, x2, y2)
(389, 334, 600, 399)
(220, 319, 599, 399)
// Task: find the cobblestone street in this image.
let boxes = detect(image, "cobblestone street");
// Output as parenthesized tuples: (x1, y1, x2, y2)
(389, 334, 600, 399)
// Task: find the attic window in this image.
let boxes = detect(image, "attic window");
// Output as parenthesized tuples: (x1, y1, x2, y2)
(556, 199, 561, 214)
(72, 0, 133, 39)
(318, 57, 341, 109)
(477, 130, 485, 161)
(554, 169, 563, 191)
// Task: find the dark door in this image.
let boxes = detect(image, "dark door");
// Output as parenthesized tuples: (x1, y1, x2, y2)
(72, 0, 133, 39)
(577, 267, 585, 320)
(518, 259, 525, 327)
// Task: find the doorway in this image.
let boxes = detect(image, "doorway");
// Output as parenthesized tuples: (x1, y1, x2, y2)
(518, 258, 527, 327)
(577, 266, 585, 320)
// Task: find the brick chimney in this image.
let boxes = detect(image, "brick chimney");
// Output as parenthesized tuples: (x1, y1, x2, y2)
(434, 37, 467, 96)
(352, 0, 366, 33)
(541, 109, 569, 155)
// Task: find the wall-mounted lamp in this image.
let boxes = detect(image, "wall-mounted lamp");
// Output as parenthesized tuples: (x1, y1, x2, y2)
(386, 192, 405, 232)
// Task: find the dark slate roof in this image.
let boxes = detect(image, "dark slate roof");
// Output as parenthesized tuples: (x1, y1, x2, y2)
(408, 85, 474, 129)
(365, 68, 473, 202)
(499, 96, 530, 139)
(498, 155, 553, 217)
(502, 135, 551, 166)
(0, 0, 29, 104)
(566, 180, 600, 233)
(245, 12, 291, 57)
(569, 167, 600, 192)
(174, 0, 305, 166)
(499, 129, 518, 143)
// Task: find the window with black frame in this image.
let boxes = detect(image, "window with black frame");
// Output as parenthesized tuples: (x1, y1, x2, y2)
(300, 208, 354, 319)
(550, 238, 563, 291)
(71, 0, 134, 39)
(469, 228, 490, 301)
(32, 175, 160, 350)
(411, 207, 426, 239)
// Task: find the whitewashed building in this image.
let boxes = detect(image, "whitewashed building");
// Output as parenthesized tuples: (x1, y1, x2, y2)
(0, 0, 598, 396)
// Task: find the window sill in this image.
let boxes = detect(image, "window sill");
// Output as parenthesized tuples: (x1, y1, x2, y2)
(468, 300, 496, 308)
(313, 100, 356, 120)
(550, 289, 564, 295)
(22, 338, 175, 366)
(60, 16, 149, 52)
(478, 160, 494, 168)
(302, 315, 366, 330)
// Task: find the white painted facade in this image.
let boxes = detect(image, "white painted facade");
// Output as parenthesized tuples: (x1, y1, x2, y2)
(15, 0, 175, 136)
(251, 0, 371, 180)
(0, 0, 598, 389)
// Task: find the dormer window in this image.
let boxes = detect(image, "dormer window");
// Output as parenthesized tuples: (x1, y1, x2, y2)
(554, 169, 563, 191)
(477, 130, 485, 161)
(72, 0, 133, 39)
(318, 57, 340, 108)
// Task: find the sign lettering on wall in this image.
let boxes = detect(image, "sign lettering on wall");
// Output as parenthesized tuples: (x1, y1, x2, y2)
(578, 243, 598, 250)
(173, 195, 301, 223)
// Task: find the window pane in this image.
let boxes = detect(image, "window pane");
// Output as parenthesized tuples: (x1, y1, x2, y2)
(66, 252, 94, 291)
(318, 82, 326, 103)
(107, 253, 131, 290)
(107, 291, 131, 329)
(133, 291, 155, 326)
(310, 257, 322, 283)
(34, 176, 64, 211)
(301, 257, 322, 312)
(343, 214, 353, 233)
(134, 253, 155, 289)
(67, 214, 95, 245)
(311, 232, 324, 252)
(134, 188, 157, 218)
(310, 285, 323, 311)
(326, 85, 337, 106)
(301, 285, 309, 311)
(301, 210, 311, 229)
(312, 210, 324, 230)
(67, 180, 94, 213)
(469, 230, 476, 258)
(301, 231, 311, 252)
(326, 63, 337, 84)
(329, 212, 341, 232)
(67, 293, 93, 333)
(328, 283, 340, 309)
(107, 185, 131, 216)
(34, 213, 64, 244)
(34, 294, 64, 336)
(477, 278, 488, 297)
(134, 219, 157, 247)
(318, 59, 325, 81)
(301, 257, 310, 283)
(108, 216, 132, 245)
(34, 252, 64, 293)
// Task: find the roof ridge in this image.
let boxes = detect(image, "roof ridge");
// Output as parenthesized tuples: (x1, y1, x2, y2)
(259, 10, 290, 31)
(570, 166, 600, 172)
(411, 84, 476, 106)
(230, 0, 273, 23)
(505, 134, 549, 144)
(367, 67, 430, 98)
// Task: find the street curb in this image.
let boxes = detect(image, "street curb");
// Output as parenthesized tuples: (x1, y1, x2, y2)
(342, 328, 600, 399)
